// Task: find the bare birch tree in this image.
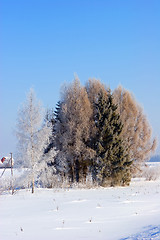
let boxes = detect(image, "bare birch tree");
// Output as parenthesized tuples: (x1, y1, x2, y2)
(16, 89, 52, 193)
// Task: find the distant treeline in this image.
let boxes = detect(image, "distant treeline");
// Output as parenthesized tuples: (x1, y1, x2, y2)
(150, 155, 160, 162)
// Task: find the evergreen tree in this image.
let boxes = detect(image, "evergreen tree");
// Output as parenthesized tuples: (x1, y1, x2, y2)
(43, 108, 58, 185)
(93, 90, 132, 186)
(44, 108, 55, 154)
(53, 100, 67, 174)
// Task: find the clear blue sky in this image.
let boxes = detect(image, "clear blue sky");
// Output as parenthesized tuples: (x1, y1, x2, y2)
(1, 0, 160, 157)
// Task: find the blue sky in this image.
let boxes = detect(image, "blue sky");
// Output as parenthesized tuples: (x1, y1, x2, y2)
(1, 0, 160, 157)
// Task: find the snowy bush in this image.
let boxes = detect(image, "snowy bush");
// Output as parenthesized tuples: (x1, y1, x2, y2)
(141, 163, 160, 181)
(0, 176, 17, 194)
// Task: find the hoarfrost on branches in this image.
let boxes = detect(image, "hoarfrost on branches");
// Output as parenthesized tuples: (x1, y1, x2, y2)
(15, 89, 55, 193)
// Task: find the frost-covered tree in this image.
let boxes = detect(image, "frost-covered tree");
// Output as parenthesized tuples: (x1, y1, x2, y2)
(16, 89, 52, 193)
(85, 79, 109, 180)
(113, 86, 157, 174)
(37, 146, 57, 188)
(86, 78, 107, 108)
(54, 78, 95, 183)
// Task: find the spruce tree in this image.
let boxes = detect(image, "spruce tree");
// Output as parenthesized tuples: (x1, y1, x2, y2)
(53, 101, 67, 174)
(94, 89, 132, 186)
(44, 108, 55, 154)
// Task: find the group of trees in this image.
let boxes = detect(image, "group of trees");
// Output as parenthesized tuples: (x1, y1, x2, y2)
(16, 78, 157, 192)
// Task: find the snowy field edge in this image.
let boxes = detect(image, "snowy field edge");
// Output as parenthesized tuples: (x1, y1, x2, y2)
(1, 176, 160, 240)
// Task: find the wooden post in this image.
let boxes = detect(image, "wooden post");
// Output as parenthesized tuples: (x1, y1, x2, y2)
(10, 153, 14, 195)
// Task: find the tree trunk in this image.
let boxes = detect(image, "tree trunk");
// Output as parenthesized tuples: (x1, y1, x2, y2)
(32, 173, 34, 193)
(75, 159, 79, 182)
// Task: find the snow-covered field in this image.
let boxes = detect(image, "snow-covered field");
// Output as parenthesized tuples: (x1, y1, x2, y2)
(1, 168, 160, 240)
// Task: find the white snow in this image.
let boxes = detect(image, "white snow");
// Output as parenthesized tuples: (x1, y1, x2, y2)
(1, 171, 160, 240)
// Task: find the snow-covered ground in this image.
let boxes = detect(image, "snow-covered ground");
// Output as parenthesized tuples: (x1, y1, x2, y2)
(1, 167, 160, 240)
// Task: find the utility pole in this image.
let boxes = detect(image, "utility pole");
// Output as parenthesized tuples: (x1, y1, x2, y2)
(10, 153, 14, 195)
